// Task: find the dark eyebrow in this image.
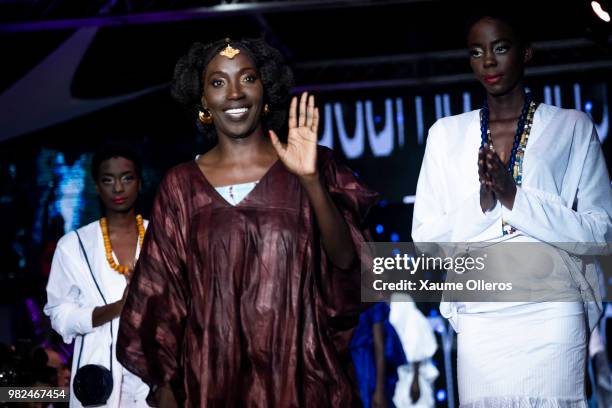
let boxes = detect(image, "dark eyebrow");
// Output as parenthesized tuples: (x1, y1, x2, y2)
(101, 171, 134, 177)
(469, 38, 513, 48)
(493, 38, 513, 45)
(207, 70, 227, 77)
(208, 66, 257, 76)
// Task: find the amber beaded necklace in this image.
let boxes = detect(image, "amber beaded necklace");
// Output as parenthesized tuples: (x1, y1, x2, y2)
(100, 214, 145, 276)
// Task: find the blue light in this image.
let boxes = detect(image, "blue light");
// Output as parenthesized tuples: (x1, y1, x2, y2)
(379, 199, 388, 208)
(585, 101, 593, 112)
(436, 390, 447, 402)
(429, 309, 439, 317)
(375, 115, 382, 124)
(390, 233, 400, 242)
(376, 224, 384, 234)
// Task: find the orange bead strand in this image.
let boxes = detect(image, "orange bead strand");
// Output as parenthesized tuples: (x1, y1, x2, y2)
(100, 215, 145, 276)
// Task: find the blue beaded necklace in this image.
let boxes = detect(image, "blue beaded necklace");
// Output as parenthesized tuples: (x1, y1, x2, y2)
(480, 92, 537, 235)
(480, 92, 533, 175)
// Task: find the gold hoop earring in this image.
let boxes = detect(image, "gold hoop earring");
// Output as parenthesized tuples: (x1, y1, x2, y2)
(198, 108, 213, 125)
(263, 104, 270, 116)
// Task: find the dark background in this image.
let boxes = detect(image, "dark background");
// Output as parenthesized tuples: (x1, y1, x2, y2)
(0, 0, 611, 405)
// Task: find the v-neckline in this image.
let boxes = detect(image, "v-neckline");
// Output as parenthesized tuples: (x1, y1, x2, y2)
(97, 221, 141, 273)
(191, 159, 281, 207)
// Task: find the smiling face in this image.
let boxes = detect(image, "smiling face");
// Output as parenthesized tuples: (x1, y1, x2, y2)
(201, 51, 265, 140)
(467, 17, 531, 96)
(95, 156, 140, 214)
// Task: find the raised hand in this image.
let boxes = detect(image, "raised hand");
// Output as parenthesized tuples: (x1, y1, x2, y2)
(484, 149, 517, 209)
(479, 145, 496, 212)
(269, 92, 320, 179)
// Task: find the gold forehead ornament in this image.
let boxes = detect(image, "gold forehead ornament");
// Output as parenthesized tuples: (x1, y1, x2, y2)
(220, 43, 240, 59)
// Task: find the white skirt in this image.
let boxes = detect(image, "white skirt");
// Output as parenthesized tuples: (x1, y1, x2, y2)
(457, 302, 587, 408)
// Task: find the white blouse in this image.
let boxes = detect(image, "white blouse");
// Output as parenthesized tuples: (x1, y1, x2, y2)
(412, 104, 612, 330)
(44, 220, 150, 407)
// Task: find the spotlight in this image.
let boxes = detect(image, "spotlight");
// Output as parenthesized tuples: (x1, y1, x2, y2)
(402, 195, 416, 204)
(436, 389, 447, 402)
(591, 1, 611, 22)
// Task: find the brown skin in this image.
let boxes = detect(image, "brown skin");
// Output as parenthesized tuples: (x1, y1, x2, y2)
(163, 49, 355, 408)
(270, 93, 356, 269)
(197, 51, 355, 269)
(372, 323, 420, 406)
(410, 361, 421, 403)
(155, 384, 178, 408)
(372, 322, 387, 408)
(468, 17, 533, 212)
(91, 157, 141, 328)
(198, 52, 278, 189)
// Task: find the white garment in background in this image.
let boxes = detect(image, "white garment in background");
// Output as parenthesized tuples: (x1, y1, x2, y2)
(44, 220, 151, 408)
(412, 104, 612, 407)
(389, 294, 438, 408)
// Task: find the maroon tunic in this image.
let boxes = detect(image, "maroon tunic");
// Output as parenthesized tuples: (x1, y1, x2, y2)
(117, 147, 378, 407)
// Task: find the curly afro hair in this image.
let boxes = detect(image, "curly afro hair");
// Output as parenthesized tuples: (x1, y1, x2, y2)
(171, 37, 294, 142)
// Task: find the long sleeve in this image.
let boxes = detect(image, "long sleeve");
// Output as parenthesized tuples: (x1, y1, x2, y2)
(502, 123, 612, 254)
(412, 121, 501, 243)
(389, 296, 437, 363)
(117, 169, 190, 399)
(319, 148, 379, 319)
(44, 234, 95, 344)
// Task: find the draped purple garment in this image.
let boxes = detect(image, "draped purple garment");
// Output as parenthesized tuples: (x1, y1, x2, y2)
(117, 147, 378, 407)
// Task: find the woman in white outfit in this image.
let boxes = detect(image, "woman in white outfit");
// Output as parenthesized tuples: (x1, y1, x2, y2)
(412, 10, 612, 407)
(390, 294, 439, 408)
(44, 145, 150, 407)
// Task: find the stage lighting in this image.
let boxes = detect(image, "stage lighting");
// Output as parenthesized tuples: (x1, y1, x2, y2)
(436, 389, 447, 402)
(591, 1, 611, 22)
(585, 0, 611, 47)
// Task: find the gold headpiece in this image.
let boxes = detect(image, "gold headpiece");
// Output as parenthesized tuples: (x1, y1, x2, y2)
(220, 39, 240, 59)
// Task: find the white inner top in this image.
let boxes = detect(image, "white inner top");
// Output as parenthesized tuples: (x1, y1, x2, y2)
(215, 181, 259, 206)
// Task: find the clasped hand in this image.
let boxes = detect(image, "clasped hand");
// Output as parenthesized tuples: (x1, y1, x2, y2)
(479, 145, 517, 212)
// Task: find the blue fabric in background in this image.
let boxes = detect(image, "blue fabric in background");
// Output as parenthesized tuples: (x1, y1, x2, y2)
(350, 302, 407, 408)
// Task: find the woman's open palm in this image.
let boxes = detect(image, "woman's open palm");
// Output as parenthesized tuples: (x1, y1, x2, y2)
(269, 92, 319, 177)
